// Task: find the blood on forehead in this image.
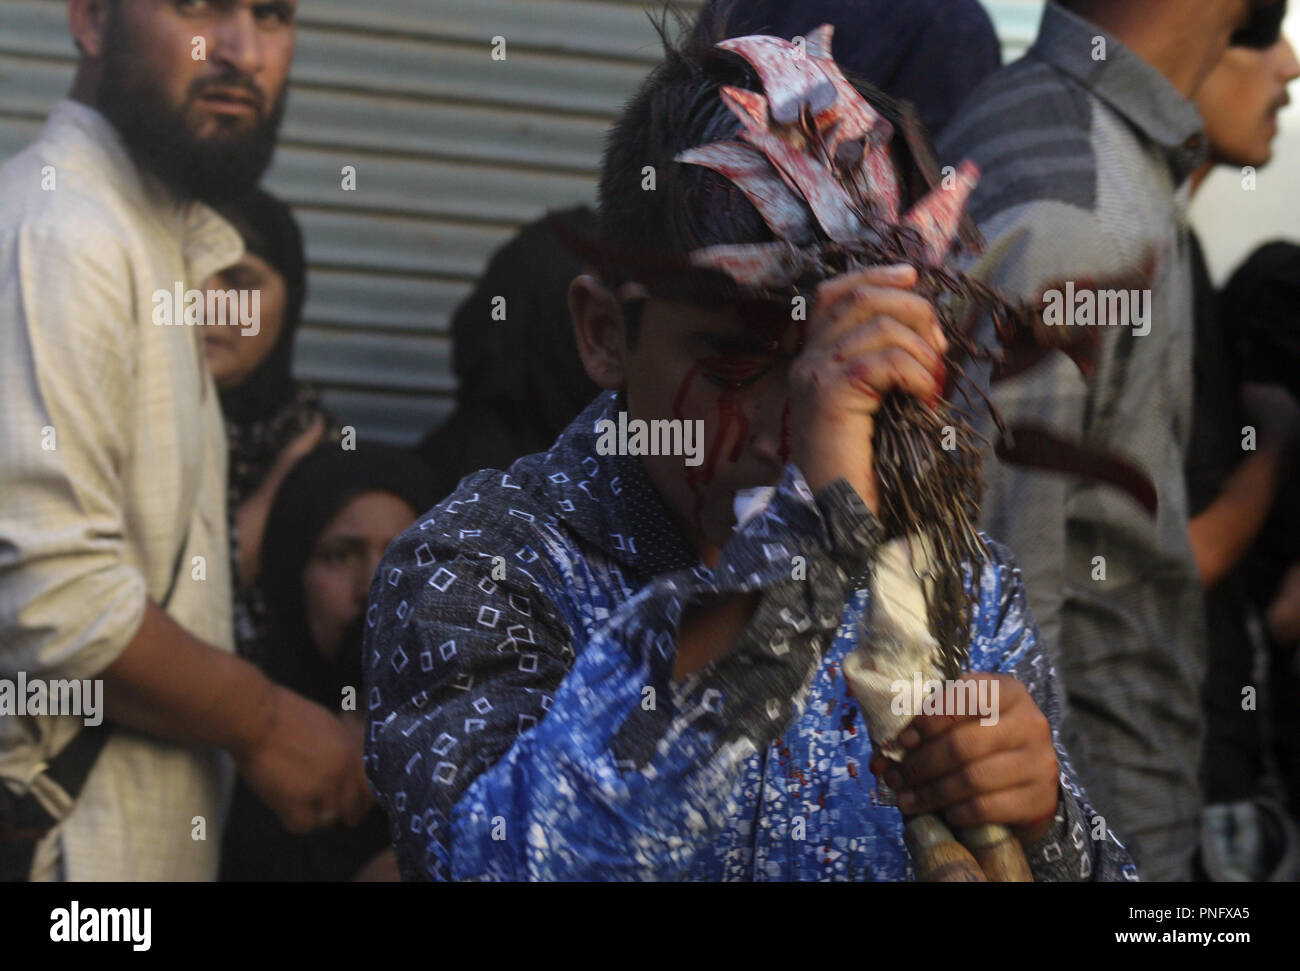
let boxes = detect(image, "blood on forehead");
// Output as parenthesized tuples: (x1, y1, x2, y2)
(660, 293, 807, 362)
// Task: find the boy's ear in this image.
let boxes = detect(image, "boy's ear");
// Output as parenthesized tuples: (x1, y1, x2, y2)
(570, 274, 629, 390)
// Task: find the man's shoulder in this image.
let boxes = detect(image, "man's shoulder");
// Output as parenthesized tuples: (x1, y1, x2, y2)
(940, 55, 1098, 223)
(0, 149, 135, 262)
(0, 111, 144, 258)
(370, 456, 585, 646)
(941, 55, 1094, 160)
(958, 199, 1115, 308)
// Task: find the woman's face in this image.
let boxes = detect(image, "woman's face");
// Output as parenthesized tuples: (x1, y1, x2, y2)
(201, 250, 288, 390)
(302, 490, 418, 662)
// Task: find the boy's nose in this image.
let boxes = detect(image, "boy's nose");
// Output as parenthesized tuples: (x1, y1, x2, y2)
(209, 10, 265, 79)
(747, 394, 791, 472)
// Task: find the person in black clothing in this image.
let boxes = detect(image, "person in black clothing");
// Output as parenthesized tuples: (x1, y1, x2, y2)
(1184, 17, 1300, 879)
(201, 189, 340, 664)
(1223, 243, 1300, 831)
(220, 443, 433, 881)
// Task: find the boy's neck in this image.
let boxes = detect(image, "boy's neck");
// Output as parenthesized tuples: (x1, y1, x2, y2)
(1065, 0, 1243, 98)
(698, 540, 722, 570)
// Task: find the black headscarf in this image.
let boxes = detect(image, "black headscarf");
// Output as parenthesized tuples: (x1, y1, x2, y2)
(213, 187, 308, 427)
(697, 0, 1002, 137)
(221, 442, 432, 882)
(415, 204, 601, 499)
(213, 189, 334, 663)
(258, 442, 435, 707)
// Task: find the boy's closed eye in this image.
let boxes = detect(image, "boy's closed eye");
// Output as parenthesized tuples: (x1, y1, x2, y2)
(700, 354, 772, 387)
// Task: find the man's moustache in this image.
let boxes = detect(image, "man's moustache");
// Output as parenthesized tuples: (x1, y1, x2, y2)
(190, 77, 267, 112)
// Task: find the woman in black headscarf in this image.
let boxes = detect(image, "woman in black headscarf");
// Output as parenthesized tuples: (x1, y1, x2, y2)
(201, 188, 339, 662)
(220, 442, 434, 881)
(1221, 241, 1300, 827)
(416, 204, 601, 500)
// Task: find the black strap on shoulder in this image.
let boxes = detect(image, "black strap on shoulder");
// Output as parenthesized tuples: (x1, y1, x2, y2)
(0, 723, 114, 879)
(43, 721, 115, 805)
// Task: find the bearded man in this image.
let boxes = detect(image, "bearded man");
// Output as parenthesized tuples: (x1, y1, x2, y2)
(0, 0, 370, 881)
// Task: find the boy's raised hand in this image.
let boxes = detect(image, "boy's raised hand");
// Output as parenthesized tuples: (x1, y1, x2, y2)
(790, 263, 947, 514)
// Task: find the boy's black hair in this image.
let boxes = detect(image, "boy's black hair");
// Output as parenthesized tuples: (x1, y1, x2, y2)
(594, 1, 938, 347)
(597, 2, 769, 346)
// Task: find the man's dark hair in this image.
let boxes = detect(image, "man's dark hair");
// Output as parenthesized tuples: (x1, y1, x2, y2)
(1232, 0, 1288, 49)
(595, 2, 929, 347)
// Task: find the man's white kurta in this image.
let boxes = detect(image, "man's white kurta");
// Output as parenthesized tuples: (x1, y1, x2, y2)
(0, 100, 241, 880)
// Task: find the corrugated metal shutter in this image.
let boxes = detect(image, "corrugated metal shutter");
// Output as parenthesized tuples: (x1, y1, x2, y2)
(0, 0, 1034, 445)
(985, 1, 1046, 60)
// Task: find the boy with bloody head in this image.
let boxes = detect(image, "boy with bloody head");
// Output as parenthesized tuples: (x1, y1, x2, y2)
(362, 11, 1136, 881)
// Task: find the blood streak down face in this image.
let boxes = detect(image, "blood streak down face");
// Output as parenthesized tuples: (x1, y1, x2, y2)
(620, 292, 804, 563)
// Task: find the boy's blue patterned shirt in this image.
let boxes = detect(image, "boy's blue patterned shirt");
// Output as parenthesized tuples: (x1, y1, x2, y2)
(363, 391, 1139, 881)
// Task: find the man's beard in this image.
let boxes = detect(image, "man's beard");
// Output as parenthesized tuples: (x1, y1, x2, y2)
(97, 16, 286, 206)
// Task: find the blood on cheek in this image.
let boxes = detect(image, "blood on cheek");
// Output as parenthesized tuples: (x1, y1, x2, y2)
(671, 363, 709, 529)
(670, 318, 805, 531)
(672, 362, 751, 529)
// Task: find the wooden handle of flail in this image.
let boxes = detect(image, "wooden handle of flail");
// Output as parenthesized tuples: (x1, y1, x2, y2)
(903, 814, 985, 882)
(954, 822, 1034, 882)
(903, 815, 1033, 882)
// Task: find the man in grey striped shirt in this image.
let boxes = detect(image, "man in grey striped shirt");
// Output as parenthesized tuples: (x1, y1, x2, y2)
(938, 0, 1282, 880)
